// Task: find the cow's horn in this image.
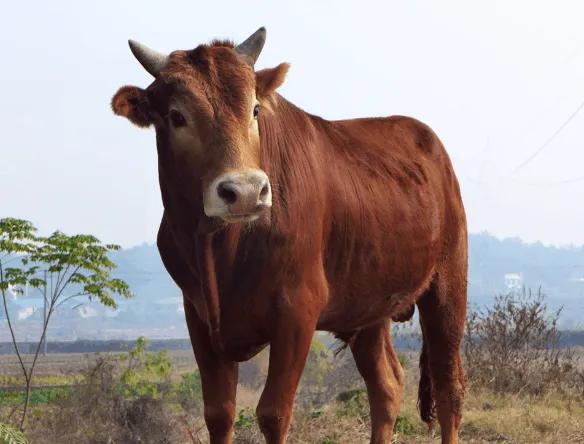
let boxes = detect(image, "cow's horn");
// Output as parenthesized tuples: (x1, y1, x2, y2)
(234, 27, 266, 66)
(128, 40, 169, 77)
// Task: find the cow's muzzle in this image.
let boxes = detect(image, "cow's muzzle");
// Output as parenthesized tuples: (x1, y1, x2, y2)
(204, 170, 272, 223)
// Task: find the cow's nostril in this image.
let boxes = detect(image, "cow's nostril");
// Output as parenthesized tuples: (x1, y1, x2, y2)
(217, 182, 238, 205)
(260, 183, 269, 197)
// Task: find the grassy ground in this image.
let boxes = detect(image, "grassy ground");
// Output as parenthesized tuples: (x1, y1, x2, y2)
(234, 375, 584, 443)
(1, 350, 583, 443)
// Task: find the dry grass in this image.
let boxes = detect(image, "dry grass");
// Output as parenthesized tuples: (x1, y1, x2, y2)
(1, 342, 583, 443)
(229, 352, 584, 444)
(460, 390, 584, 444)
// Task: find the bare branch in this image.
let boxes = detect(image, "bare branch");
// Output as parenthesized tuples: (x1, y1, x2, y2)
(53, 292, 89, 310)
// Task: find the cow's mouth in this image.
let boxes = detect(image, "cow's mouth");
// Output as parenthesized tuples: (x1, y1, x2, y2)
(221, 212, 262, 224)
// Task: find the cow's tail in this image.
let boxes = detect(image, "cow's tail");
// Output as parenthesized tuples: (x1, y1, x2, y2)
(418, 340, 437, 425)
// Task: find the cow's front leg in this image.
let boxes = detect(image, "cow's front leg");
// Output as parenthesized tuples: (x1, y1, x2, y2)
(256, 288, 320, 444)
(184, 296, 238, 444)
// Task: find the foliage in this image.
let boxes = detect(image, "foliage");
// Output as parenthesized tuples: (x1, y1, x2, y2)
(176, 370, 203, 413)
(0, 424, 29, 444)
(335, 388, 369, 420)
(304, 338, 333, 385)
(463, 289, 583, 396)
(0, 218, 131, 430)
(394, 415, 416, 436)
(118, 337, 172, 399)
(234, 407, 256, 429)
(0, 388, 69, 406)
(231, 407, 263, 443)
(0, 218, 131, 309)
(297, 338, 336, 407)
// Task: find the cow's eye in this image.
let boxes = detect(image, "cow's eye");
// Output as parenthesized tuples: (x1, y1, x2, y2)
(253, 104, 260, 119)
(169, 109, 186, 128)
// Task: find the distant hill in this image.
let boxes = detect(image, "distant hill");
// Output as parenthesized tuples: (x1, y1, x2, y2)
(2, 233, 583, 342)
(468, 233, 584, 328)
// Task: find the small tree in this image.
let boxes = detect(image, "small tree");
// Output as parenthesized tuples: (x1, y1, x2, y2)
(0, 218, 132, 430)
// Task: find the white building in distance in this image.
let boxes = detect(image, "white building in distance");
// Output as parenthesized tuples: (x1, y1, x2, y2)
(504, 273, 523, 291)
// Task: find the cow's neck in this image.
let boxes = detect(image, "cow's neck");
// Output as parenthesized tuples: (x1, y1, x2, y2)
(258, 95, 325, 231)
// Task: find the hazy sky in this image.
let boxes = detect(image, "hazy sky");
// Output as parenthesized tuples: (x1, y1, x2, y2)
(1, 1, 583, 248)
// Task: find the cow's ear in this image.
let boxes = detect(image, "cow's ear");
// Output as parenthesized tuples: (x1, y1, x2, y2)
(111, 85, 152, 128)
(256, 63, 289, 100)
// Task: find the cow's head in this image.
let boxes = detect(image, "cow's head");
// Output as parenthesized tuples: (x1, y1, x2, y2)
(112, 28, 288, 224)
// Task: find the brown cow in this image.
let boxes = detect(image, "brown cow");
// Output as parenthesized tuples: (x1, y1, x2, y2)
(111, 27, 467, 444)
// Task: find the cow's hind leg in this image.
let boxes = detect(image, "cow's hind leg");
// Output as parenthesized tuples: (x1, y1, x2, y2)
(350, 321, 405, 444)
(417, 272, 467, 444)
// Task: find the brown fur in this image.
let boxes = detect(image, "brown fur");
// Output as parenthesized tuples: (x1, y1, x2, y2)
(113, 37, 467, 444)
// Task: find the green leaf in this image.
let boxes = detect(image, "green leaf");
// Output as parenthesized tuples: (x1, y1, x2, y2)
(1, 218, 132, 312)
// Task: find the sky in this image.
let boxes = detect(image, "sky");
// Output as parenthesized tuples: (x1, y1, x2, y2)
(1, 1, 583, 248)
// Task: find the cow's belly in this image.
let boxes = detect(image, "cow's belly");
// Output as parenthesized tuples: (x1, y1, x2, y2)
(318, 222, 439, 331)
(317, 265, 434, 332)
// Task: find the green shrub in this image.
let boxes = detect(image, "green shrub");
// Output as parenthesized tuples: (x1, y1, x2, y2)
(0, 388, 69, 406)
(118, 336, 172, 399)
(394, 415, 416, 435)
(335, 388, 369, 420)
(176, 370, 202, 413)
(304, 339, 333, 386)
(234, 407, 256, 429)
(299, 338, 335, 407)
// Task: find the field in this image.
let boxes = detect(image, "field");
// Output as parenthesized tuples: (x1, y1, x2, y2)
(1, 343, 583, 444)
